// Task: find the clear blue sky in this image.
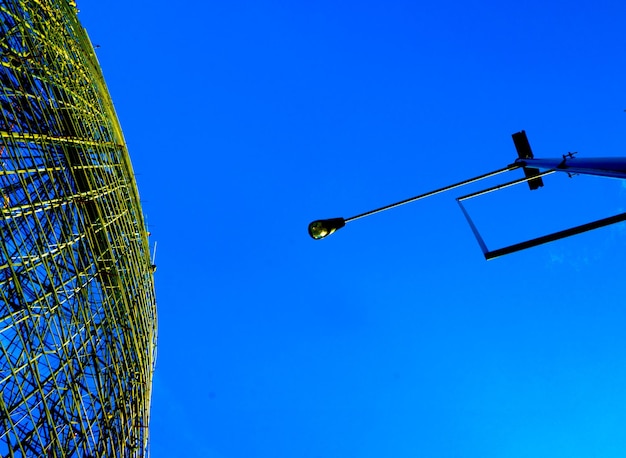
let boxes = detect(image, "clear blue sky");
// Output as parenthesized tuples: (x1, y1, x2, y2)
(81, 1, 626, 457)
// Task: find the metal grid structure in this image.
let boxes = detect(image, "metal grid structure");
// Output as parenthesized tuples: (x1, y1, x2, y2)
(0, 0, 156, 456)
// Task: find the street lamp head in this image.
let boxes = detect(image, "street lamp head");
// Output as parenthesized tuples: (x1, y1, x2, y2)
(308, 218, 346, 240)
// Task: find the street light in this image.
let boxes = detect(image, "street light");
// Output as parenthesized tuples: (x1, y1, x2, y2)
(309, 131, 626, 259)
(308, 218, 346, 240)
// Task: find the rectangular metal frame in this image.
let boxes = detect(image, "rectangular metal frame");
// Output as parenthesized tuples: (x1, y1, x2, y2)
(456, 169, 626, 260)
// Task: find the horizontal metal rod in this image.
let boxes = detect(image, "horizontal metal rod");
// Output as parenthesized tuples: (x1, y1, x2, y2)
(345, 164, 522, 223)
(485, 210, 626, 260)
(457, 169, 556, 202)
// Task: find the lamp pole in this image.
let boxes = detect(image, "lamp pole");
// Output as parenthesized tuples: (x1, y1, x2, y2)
(308, 130, 626, 259)
(307, 163, 522, 240)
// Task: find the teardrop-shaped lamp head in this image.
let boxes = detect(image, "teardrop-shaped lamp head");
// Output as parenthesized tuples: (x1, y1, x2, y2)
(308, 218, 346, 240)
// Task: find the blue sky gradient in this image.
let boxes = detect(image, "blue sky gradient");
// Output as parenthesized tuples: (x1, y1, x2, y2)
(82, 1, 626, 456)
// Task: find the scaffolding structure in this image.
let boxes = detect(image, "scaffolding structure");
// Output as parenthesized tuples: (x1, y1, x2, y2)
(0, 0, 156, 456)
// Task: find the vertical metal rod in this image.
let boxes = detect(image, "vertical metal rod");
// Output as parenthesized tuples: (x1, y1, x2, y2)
(457, 199, 489, 255)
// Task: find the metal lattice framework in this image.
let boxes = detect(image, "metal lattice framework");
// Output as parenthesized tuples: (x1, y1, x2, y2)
(0, 0, 156, 456)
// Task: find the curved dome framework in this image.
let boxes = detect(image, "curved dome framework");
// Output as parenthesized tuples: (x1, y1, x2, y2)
(0, 0, 156, 455)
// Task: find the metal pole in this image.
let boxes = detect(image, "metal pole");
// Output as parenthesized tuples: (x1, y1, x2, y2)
(520, 157, 626, 180)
